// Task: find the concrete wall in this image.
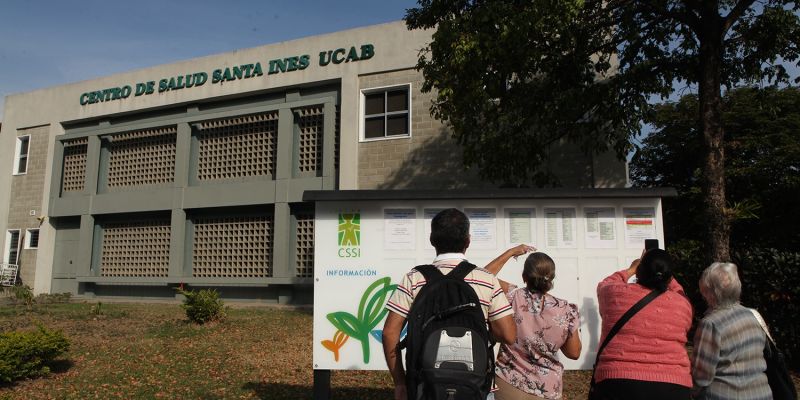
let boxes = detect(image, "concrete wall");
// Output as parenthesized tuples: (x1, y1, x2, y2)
(4, 125, 49, 285)
(357, 69, 493, 190)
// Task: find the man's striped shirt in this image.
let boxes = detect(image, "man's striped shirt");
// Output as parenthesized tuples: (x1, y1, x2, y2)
(385, 253, 513, 321)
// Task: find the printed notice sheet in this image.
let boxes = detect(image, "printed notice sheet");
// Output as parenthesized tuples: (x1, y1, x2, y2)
(584, 207, 617, 248)
(423, 208, 447, 251)
(544, 208, 577, 248)
(384, 209, 417, 250)
(465, 208, 497, 249)
(505, 208, 535, 247)
(623, 207, 657, 247)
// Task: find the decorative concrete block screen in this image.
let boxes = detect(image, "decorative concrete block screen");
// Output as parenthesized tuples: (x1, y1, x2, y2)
(192, 215, 273, 278)
(61, 137, 88, 193)
(195, 112, 278, 181)
(295, 213, 315, 278)
(106, 126, 176, 188)
(296, 105, 324, 174)
(100, 220, 171, 277)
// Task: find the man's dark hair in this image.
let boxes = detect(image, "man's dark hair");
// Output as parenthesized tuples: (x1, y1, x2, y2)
(430, 208, 470, 254)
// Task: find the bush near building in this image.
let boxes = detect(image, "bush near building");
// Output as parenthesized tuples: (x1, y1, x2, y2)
(176, 288, 226, 324)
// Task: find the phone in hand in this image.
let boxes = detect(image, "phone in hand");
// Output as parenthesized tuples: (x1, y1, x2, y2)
(644, 239, 659, 251)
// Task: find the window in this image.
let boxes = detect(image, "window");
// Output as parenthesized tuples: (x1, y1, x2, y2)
(25, 229, 40, 249)
(3, 230, 21, 264)
(362, 85, 410, 140)
(13, 135, 30, 175)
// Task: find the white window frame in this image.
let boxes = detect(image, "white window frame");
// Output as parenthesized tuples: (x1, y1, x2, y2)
(24, 228, 40, 250)
(3, 229, 21, 264)
(360, 83, 412, 142)
(13, 135, 31, 175)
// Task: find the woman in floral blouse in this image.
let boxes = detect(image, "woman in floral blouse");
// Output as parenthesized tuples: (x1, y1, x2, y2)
(486, 245, 582, 400)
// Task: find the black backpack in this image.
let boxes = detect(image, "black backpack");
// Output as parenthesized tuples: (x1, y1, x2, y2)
(401, 261, 494, 400)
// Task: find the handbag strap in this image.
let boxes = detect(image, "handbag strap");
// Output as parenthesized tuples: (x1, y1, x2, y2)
(591, 289, 662, 381)
(749, 308, 776, 345)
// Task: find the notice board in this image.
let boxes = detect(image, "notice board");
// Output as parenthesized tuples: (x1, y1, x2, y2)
(310, 191, 667, 371)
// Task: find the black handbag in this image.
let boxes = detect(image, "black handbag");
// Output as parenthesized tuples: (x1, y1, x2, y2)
(750, 309, 798, 400)
(588, 289, 662, 400)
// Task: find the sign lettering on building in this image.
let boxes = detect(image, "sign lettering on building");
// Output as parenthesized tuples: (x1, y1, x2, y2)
(79, 44, 375, 106)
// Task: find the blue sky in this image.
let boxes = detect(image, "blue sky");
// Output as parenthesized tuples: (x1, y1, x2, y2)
(0, 0, 418, 119)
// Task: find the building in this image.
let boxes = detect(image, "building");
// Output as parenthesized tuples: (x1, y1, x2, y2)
(0, 21, 627, 302)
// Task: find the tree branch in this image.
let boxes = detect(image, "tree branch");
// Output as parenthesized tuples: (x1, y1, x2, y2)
(722, 0, 757, 35)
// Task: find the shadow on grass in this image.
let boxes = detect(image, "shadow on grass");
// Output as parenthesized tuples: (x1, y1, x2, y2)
(49, 359, 75, 374)
(243, 382, 391, 400)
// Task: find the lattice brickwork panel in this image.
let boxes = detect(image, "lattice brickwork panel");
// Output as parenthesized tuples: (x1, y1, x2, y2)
(193, 215, 273, 278)
(62, 138, 88, 193)
(107, 126, 176, 188)
(196, 113, 278, 181)
(100, 220, 170, 277)
(295, 213, 315, 278)
(297, 106, 324, 173)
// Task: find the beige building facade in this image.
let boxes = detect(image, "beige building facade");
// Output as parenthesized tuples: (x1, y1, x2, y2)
(0, 21, 627, 301)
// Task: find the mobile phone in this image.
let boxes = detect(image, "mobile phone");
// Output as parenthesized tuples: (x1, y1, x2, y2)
(644, 239, 659, 251)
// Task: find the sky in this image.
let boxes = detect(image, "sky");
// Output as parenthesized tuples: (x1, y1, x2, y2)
(0, 0, 419, 120)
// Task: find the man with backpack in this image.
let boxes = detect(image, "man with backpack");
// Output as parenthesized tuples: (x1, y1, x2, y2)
(382, 208, 517, 400)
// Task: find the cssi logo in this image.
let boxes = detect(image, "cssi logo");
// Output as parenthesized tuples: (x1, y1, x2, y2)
(338, 213, 361, 258)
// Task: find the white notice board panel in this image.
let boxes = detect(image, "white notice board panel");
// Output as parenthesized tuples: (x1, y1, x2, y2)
(312, 198, 664, 370)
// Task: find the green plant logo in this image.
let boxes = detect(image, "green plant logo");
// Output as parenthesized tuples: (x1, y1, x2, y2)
(338, 213, 360, 246)
(322, 277, 396, 363)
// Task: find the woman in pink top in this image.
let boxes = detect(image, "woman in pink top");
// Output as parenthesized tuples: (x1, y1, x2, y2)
(593, 249, 693, 400)
(486, 245, 582, 400)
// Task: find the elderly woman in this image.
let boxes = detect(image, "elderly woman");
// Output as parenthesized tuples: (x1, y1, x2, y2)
(486, 245, 582, 400)
(692, 262, 771, 399)
(593, 249, 693, 400)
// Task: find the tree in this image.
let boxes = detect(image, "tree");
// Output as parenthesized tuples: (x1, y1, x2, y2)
(405, 0, 800, 262)
(631, 86, 800, 251)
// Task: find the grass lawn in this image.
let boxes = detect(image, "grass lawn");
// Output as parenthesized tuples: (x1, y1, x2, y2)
(0, 302, 397, 399)
(0, 301, 797, 399)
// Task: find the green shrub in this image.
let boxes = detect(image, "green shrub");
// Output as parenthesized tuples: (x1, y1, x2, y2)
(10, 285, 34, 307)
(0, 325, 70, 383)
(176, 288, 225, 324)
(671, 244, 800, 368)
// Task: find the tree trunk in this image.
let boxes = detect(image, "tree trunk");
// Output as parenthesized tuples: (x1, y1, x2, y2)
(698, 12, 731, 262)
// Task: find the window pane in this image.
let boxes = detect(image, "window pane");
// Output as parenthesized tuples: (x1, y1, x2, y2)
(17, 156, 27, 174)
(364, 93, 384, 115)
(364, 117, 385, 139)
(8, 231, 20, 264)
(386, 90, 408, 112)
(19, 137, 29, 156)
(28, 230, 40, 249)
(386, 114, 409, 136)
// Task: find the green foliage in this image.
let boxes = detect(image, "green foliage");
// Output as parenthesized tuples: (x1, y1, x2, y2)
(404, 1, 800, 187)
(0, 325, 70, 383)
(671, 244, 800, 368)
(10, 285, 34, 307)
(632, 87, 800, 251)
(176, 288, 226, 324)
(90, 302, 103, 316)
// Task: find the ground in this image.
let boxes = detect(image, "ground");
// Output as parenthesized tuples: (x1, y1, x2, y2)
(0, 299, 796, 399)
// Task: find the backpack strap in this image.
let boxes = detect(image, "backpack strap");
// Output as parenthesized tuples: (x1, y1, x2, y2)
(415, 264, 443, 284)
(448, 260, 477, 281)
(590, 289, 661, 385)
